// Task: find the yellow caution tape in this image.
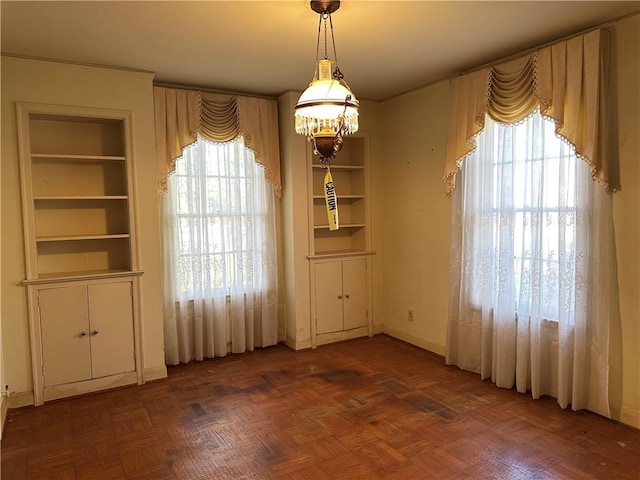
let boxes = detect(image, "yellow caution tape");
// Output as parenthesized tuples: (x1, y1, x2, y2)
(324, 168, 339, 231)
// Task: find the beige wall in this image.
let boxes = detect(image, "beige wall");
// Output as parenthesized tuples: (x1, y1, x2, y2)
(0, 57, 167, 404)
(380, 80, 452, 355)
(379, 16, 640, 428)
(0, 110, 4, 435)
(608, 15, 640, 428)
(278, 92, 313, 350)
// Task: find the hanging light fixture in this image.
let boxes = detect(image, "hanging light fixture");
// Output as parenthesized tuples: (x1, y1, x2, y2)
(295, 0, 359, 163)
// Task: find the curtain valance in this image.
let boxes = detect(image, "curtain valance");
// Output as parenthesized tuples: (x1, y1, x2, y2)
(155, 86, 282, 197)
(443, 29, 614, 196)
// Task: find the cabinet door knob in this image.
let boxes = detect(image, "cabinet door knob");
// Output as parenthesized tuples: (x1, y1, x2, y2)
(91, 330, 99, 336)
(337, 294, 343, 299)
(345, 294, 350, 299)
(79, 331, 87, 337)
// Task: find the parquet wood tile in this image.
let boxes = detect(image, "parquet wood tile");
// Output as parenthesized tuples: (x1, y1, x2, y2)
(2, 334, 639, 479)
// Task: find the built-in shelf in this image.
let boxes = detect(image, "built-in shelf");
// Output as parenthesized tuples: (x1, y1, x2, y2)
(308, 250, 375, 260)
(24, 269, 144, 285)
(309, 136, 370, 256)
(312, 195, 365, 200)
(313, 224, 365, 230)
(36, 234, 130, 242)
(34, 196, 128, 200)
(31, 153, 126, 161)
(18, 104, 137, 280)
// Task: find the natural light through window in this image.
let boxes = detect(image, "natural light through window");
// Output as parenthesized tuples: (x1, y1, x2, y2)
(168, 137, 269, 297)
(466, 111, 585, 322)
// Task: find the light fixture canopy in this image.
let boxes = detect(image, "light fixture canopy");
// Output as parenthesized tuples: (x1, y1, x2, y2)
(295, 0, 359, 162)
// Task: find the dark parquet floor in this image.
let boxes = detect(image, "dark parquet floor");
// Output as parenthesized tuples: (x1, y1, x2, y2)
(1, 334, 638, 479)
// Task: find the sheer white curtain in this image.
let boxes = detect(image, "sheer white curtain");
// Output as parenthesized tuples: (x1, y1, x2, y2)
(162, 136, 279, 364)
(446, 112, 616, 417)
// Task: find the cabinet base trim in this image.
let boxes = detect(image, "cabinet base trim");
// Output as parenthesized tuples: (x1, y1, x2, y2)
(315, 326, 369, 347)
(43, 372, 137, 403)
(382, 326, 446, 356)
(144, 365, 168, 382)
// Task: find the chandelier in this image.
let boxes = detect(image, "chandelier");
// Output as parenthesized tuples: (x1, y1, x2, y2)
(295, 0, 359, 163)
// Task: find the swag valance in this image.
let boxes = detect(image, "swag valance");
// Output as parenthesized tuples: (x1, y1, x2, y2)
(443, 29, 615, 196)
(154, 86, 282, 197)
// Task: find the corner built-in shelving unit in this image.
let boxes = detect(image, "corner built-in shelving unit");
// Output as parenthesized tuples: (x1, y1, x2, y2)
(309, 136, 372, 258)
(307, 135, 374, 348)
(17, 103, 143, 405)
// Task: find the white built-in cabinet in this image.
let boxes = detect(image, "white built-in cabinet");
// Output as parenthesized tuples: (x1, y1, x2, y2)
(38, 281, 135, 387)
(17, 103, 143, 404)
(313, 257, 368, 335)
(308, 136, 374, 347)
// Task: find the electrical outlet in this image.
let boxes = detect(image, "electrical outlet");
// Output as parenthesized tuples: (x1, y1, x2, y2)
(408, 309, 414, 322)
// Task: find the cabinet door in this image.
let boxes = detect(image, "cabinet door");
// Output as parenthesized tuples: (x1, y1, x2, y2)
(39, 286, 91, 386)
(88, 282, 135, 378)
(342, 259, 367, 330)
(315, 261, 344, 334)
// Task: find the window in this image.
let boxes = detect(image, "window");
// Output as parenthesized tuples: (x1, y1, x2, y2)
(166, 136, 272, 299)
(462, 111, 588, 322)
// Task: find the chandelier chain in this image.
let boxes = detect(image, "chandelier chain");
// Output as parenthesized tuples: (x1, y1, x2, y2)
(315, 14, 322, 64)
(329, 14, 343, 80)
(323, 13, 329, 59)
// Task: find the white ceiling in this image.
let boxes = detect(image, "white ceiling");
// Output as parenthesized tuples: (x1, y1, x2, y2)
(2, 1, 638, 101)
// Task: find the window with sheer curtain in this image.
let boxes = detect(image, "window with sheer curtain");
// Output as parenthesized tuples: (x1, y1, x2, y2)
(447, 111, 616, 415)
(463, 112, 581, 320)
(162, 136, 279, 364)
(444, 29, 619, 419)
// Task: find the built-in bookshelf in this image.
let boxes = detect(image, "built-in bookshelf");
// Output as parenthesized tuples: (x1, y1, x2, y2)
(17, 105, 139, 281)
(309, 136, 371, 257)
(16, 103, 143, 406)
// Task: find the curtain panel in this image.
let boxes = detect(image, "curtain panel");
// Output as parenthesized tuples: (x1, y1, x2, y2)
(443, 29, 614, 196)
(162, 139, 280, 364)
(154, 86, 282, 197)
(154, 87, 200, 194)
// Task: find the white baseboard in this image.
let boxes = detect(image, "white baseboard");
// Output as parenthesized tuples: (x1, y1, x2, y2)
(382, 325, 446, 356)
(285, 336, 312, 351)
(144, 365, 168, 382)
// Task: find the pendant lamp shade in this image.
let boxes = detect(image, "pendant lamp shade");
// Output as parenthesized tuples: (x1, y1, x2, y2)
(295, 1, 359, 161)
(295, 59, 359, 138)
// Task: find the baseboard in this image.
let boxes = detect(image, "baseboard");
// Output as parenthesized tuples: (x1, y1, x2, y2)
(1, 395, 7, 439)
(285, 336, 312, 351)
(1, 391, 33, 439)
(382, 325, 446, 356)
(144, 365, 168, 382)
(616, 405, 640, 429)
(372, 324, 383, 335)
(7, 390, 35, 409)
